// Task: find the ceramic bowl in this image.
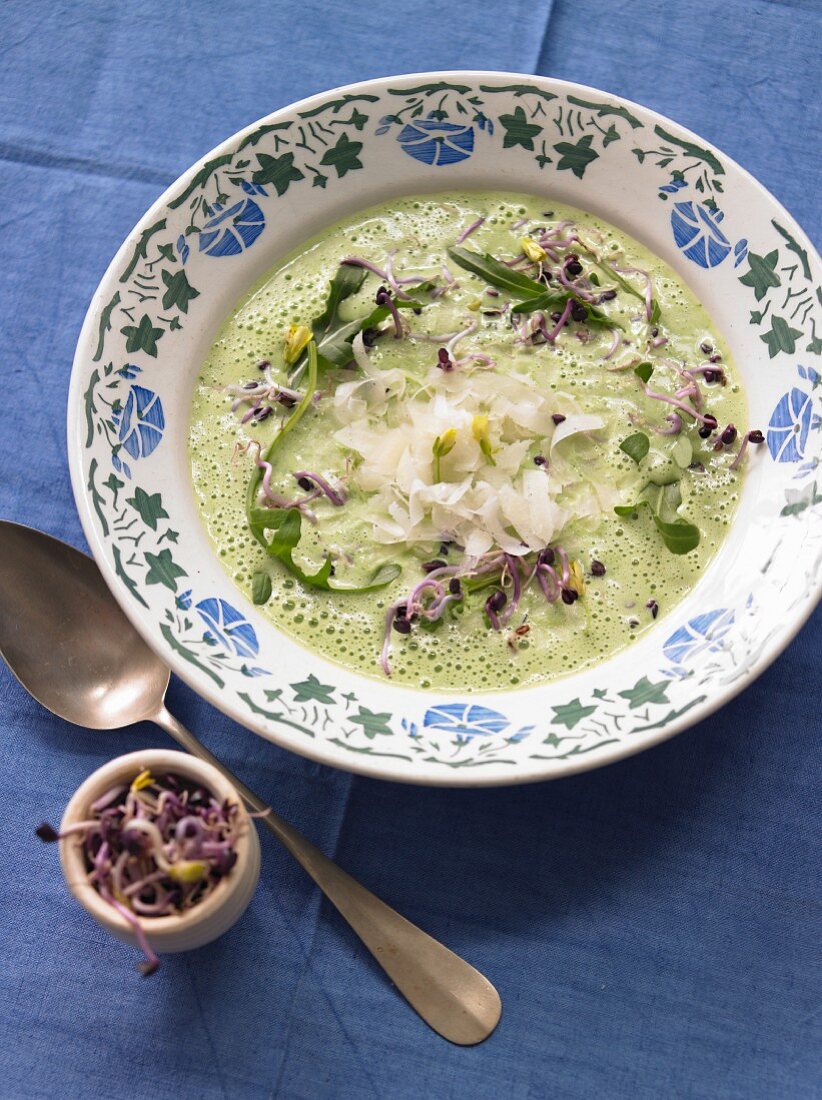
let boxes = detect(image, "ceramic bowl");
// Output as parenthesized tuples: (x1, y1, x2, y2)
(59, 750, 261, 954)
(67, 72, 822, 786)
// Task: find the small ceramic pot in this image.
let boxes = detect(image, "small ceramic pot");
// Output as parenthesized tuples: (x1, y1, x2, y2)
(59, 749, 261, 954)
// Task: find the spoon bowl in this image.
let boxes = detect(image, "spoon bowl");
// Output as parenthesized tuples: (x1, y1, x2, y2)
(0, 520, 168, 728)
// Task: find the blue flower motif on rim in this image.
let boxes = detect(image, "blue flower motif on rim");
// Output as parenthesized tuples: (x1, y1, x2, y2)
(195, 598, 259, 658)
(116, 384, 164, 461)
(423, 703, 533, 743)
(670, 201, 732, 267)
(662, 608, 735, 667)
(199, 198, 265, 257)
(396, 116, 474, 166)
(767, 386, 817, 462)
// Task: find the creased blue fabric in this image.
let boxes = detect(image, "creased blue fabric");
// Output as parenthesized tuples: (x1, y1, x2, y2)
(0, 2, 819, 1098)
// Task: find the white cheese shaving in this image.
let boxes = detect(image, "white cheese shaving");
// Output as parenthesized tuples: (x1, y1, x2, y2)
(331, 364, 609, 554)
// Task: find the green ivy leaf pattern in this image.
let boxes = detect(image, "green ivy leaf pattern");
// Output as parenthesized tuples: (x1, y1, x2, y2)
(291, 673, 336, 705)
(350, 706, 393, 738)
(320, 133, 363, 178)
(144, 549, 187, 592)
(160, 269, 200, 314)
(121, 314, 164, 357)
(739, 251, 781, 301)
(553, 135, 599, 179)
(618, 677, 671, 709)
(760, 315, 803, 358)
(127, 487, 169, 530)
(252, 152, 305, 195)
(498, 106, 542, 150)
(551, 698, 598, 730)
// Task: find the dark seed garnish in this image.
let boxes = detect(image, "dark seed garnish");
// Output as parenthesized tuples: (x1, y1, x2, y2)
(550, 311, 562, 323)
(713, 439, 725, 452)
(538, 547, 555, 566)
(698, 425, 713, 439)
(600, 289, 617, 301)
(277, 392, 297, 408)
(487, 589, 507, 613)
(703, 370, 719, 384)
(422, 559, 447, 573)
(35, 823, 59, 842)
(566, 259, 583, 277)
(392, 617, 412, 635)
(439, 541, 452, 556)
(561, 587, 578, 605)
(721, 424, 738, 445)
(646, 599, 659, 618)
(243, 380, 259, 390)
(552, 413, 567, 425)
(362, 328, 379, 348)
(254, 406, 273, 422)
(297, 476, 314, 491)
(591, 560, 606, 577)
(413, 307, 422, 316)
(570, 301, 588, 323)
(449, 578, 462, 596)
(482, 310, 502, 317)
(700, 342, 713, 355)
(748, 429, 765, 444)
(650, 326, 659, 338)
(688, 461, 706, 472)
(257, 359, 271, 371)
(533, 454, 547, 467)
(628, 618, 639, 628)
(709, 353, 722, 363)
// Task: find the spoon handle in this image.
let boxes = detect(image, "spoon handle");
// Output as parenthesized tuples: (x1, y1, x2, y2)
(152, 705, 501, 1045)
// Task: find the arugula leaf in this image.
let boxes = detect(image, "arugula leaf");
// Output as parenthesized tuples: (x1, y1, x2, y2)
(314, 264, 366, 332)
(651, 513, 699, 554)
(634, 361, 653, 384)
(447, 246, 545, 299)
(581, 301, 623, 331)
(614, 483, 699, 554)
(251, 571, 272, 605)
(620, 432, 650, 464)
(511, 290, 571, 314)
(643, 481, 682, 523)
(267, 509, 400, 591)
(649, 298, 662, 326)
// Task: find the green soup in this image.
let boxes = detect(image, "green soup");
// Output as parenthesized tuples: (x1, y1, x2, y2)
(189, 192, 746, 691)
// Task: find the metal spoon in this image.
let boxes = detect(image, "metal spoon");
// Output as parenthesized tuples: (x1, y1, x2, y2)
(0, 520, 501, 1045)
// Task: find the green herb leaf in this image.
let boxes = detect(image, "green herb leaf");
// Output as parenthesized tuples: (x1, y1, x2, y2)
(634, 361, 653, 383)
(251, 571, 272, 605)
(671, 435, 693, 469)
(614, 484, 699, 554)
(447, 246, 545, 299)
(651, 514, 700, 554)
(649, 298, 662, 326)
(580, 301, 623, 331)
(263, 508, 401, 592)
(314, 264, 366, 331)
(511, 290, 571, 315)
(619, 432, 650, 464)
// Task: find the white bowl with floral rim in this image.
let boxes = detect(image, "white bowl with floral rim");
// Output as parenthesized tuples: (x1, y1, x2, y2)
(67, 72, 822, 786)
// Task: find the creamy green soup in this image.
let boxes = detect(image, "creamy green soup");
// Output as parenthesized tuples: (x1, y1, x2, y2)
(190, 192, 748, 691)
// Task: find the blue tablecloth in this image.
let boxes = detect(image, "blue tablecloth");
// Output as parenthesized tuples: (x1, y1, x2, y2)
(1, 3, 819, 1097)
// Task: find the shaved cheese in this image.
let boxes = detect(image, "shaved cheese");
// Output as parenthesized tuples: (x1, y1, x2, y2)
(331, 362, 609, 553)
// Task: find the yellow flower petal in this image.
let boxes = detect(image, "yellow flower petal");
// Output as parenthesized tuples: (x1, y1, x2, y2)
(520, 236, 546, 263)
(283, 323, 312, 365)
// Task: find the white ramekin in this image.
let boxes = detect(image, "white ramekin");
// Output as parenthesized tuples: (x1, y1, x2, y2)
(59, 749, 261, 954)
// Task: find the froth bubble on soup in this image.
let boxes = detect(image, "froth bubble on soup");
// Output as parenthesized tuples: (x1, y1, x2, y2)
(189, 192, 761, 692)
